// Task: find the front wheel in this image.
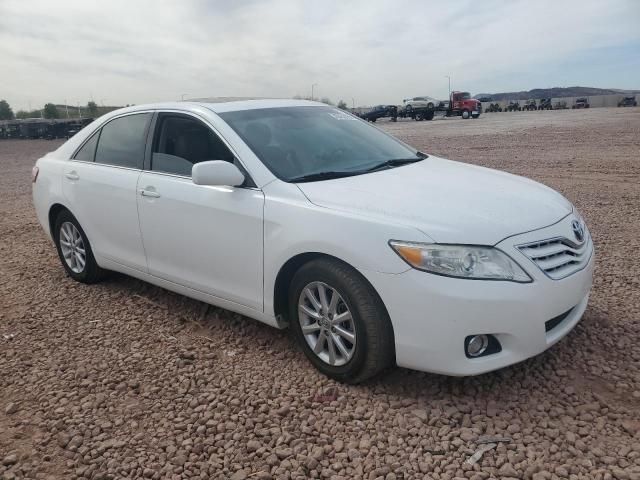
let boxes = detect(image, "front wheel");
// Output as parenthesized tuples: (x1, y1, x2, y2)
(54, 210, 105, 283)
(461, 109, 470, 119)
(289, 259, 394, 383)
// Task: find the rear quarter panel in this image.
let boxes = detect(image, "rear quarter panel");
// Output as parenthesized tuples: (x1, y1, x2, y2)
(33, 155, 68, 239)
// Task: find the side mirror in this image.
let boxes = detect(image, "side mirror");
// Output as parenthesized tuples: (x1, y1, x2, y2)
(192, 161, 245, 187)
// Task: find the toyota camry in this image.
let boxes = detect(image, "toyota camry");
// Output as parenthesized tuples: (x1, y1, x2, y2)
(32, 99, 594, 383)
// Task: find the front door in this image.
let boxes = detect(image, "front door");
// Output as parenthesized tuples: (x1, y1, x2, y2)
(136, 112, 264, 310)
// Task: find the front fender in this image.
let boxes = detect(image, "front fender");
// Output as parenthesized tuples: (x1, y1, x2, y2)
(262, 181, 431, 316)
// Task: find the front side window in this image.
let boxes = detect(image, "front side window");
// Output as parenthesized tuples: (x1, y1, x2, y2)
(151, 115, 234, 176)
(220, 106, 422, 182)
(94, 113, 151, 168)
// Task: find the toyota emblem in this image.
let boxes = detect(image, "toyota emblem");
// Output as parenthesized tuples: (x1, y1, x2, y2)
(571, 220, 585, 243)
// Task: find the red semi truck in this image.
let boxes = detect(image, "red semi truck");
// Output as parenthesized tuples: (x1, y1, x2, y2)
(438, 91, 482, 119)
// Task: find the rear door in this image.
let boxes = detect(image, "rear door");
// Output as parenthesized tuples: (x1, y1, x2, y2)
(136, 112, 264, 310)
(62, 113, 151, 271)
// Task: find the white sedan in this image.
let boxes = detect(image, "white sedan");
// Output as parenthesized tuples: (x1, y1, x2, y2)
(32, 99, 594, 383)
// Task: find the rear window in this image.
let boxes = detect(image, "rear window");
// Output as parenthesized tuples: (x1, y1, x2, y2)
(94, 113, 151, 169)
(73, 132, 99, 162)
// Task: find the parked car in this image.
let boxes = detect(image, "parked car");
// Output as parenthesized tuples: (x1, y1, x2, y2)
(361, 105, 397, 122)
(505, 101, 521, 112)
(522, 100, 537, 111)
(618, 96, 637, 107)
(403, 96, 437, 113)
(538, 98, 553, 110)
(32, 100, 594, 383)
(572, 98, 590, 109)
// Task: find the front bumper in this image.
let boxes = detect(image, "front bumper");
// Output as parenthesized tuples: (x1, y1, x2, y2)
(364, 216, 594, 376)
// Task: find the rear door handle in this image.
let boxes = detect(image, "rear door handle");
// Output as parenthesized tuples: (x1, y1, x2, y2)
(139, 189, 161, 198)
(65, 171, 79, 181)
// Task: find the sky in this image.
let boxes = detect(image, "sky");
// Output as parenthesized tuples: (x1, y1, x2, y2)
(1, 0, 639, 111)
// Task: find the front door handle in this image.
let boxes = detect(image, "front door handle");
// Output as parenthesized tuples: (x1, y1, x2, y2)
(65, 171, 79, 181)
(139, 188, 161, 198)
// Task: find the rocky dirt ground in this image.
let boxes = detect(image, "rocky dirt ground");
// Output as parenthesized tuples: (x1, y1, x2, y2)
(1, 107, 639, 480)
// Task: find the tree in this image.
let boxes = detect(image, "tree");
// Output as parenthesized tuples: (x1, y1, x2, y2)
(43, 103, 59, 119)
(320, 97, 334, 106)
(0, 100, 14, 120)
(87, 101, 98, 115)
(16, 110, 29, 119)
(337, 100, 348, 110)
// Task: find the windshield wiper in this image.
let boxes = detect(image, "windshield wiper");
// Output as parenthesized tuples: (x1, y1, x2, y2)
(288, 170, 362, 183)
(364, 155, 425, 173)
(288, 153, 427, 182)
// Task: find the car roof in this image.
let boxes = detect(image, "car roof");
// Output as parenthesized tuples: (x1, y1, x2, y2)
(107, 98, 326, 116)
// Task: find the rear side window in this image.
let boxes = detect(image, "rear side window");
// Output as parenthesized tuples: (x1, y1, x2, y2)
(151, 115, 234, 176)
(73, 132, 99, 162)
(94, 113, 151, 168)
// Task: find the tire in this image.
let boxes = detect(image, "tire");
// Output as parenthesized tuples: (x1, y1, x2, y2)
(425, 111, 434, 121)
(371, 117, 376, 122)
(54, 210, 105, 284)
(472, 114, 480, 119)
(461, 109, 470, 119)
(289, 258, 394, 384)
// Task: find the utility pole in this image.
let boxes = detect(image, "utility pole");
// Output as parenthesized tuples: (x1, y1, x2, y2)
(64, 99, 69, 118)
(445, 75, 451, 98)
(352, 97, 355, 109)
(311, 83, 318, 101)
(77, 102, 81, 118)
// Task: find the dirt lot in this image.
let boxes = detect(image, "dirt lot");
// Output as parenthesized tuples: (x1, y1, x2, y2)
(1, 107, 639, 480)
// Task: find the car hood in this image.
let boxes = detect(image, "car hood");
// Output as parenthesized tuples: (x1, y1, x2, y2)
(296, 156, 572, 245)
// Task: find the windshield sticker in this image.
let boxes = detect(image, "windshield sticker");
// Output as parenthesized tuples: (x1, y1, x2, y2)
(328, 111, 357, 120)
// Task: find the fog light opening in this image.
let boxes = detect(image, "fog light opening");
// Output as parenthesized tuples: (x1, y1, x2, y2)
(466, 334, 489, 357)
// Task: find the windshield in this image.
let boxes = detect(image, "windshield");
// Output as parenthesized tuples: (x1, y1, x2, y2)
(220, 106, 422, 182)
(461, 92, 471, 100)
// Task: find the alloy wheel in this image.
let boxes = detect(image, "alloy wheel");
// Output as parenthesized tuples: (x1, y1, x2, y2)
(298, 281, 356, 366)
(59, 221, 86, 273)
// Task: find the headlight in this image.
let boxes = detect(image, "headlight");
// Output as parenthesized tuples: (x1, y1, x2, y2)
(389, 241, 532, 282)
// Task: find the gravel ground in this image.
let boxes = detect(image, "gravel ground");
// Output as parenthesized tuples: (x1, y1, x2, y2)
(1, 107, 639, 480)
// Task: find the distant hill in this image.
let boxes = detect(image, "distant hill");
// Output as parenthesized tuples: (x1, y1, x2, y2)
(474, 86, 640, 101)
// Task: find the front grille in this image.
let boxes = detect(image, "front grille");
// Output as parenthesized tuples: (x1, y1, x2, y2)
(518, 234, 592, 280)
(545, 308, 573, 332)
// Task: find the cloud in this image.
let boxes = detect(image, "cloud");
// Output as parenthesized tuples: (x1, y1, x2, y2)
(1, 0, 638, 110)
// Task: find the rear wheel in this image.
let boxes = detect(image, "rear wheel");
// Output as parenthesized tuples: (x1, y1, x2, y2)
(289, 259, 394, 383)
(54, 210, 104, 283)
